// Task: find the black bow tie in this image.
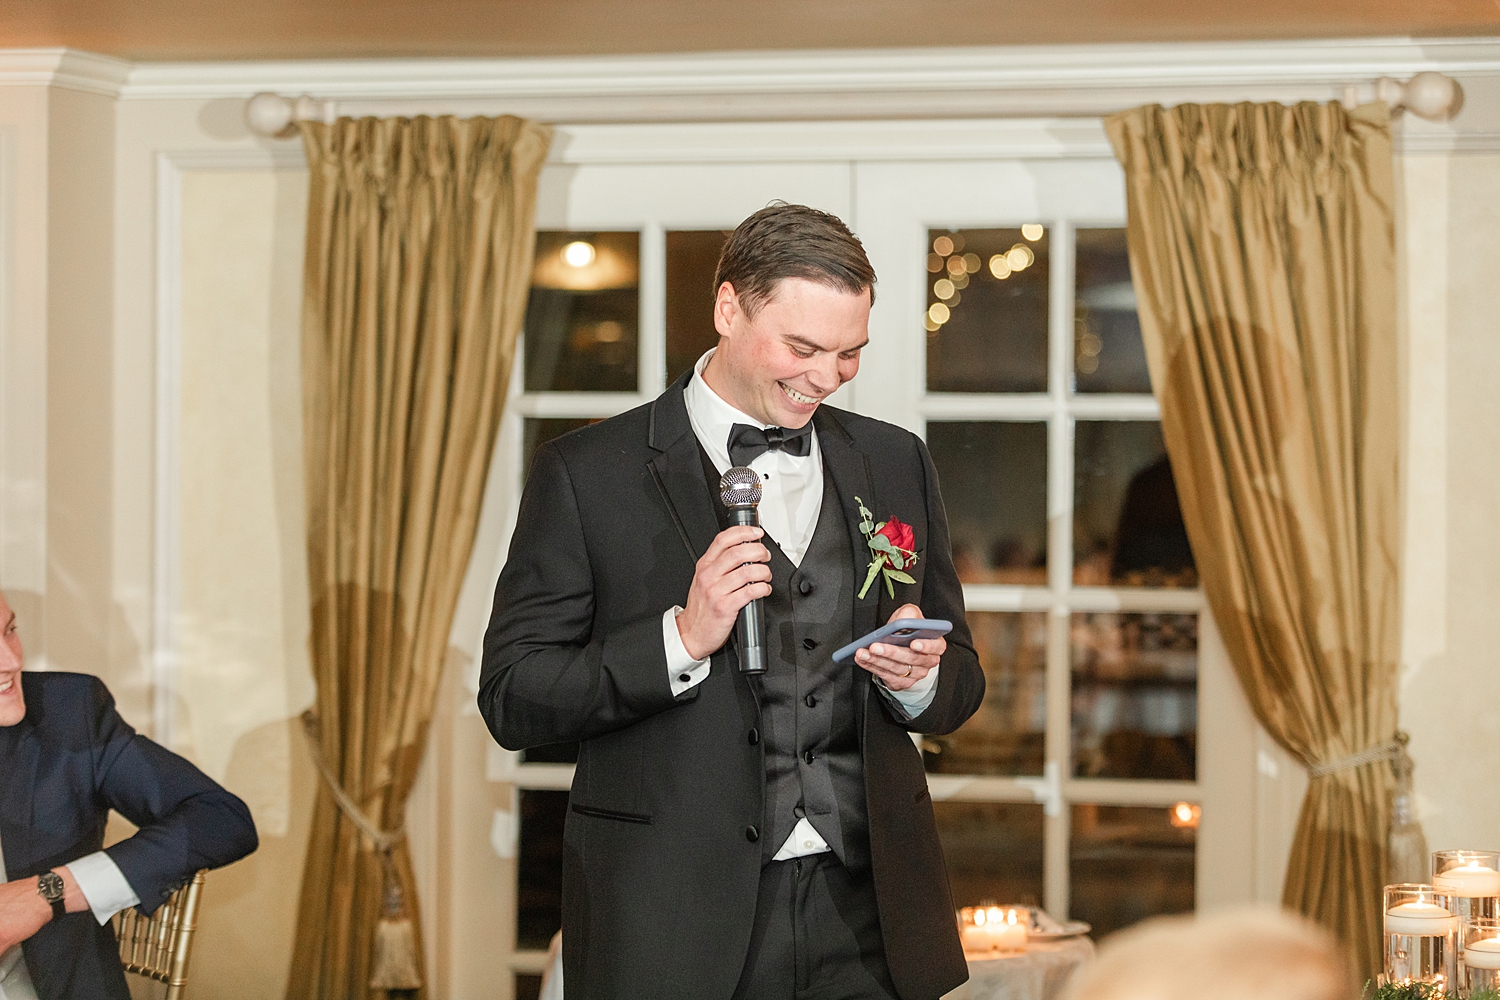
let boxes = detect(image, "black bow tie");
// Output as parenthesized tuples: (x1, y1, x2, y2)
(727, 422, 813, 467)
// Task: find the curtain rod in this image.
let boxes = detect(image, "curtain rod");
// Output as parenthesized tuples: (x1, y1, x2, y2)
(243, 70, 1463, 138)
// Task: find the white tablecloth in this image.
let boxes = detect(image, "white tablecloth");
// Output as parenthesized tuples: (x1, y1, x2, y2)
(942, 937, 1096, 1000)
(539, 931, 1093, 1000)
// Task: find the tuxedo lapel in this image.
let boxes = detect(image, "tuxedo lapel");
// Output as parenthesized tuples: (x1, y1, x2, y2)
(815, 408, 884, 734)
(815, 407, 883, 642)
(648, 375, 720, 564)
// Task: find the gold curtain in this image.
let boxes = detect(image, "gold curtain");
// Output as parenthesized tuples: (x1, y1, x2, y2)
(288, 114, 552, 999)
(1105, 102, 1400, 974)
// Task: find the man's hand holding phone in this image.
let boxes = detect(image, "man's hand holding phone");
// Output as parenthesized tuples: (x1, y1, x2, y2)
(853, 604, 947, 692)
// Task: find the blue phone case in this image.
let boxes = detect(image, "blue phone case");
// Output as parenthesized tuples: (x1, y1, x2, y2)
(832, 618, 952, 664)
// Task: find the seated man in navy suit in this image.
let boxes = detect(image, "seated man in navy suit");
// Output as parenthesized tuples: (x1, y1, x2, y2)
(0, 590, 258, 999)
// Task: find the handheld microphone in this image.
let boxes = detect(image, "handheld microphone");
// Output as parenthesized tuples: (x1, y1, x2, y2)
(719, 467, 767, 675)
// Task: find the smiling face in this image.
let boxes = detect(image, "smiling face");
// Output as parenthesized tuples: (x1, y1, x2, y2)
(703, 277, 869, 428)
(0, 592, 24, 726)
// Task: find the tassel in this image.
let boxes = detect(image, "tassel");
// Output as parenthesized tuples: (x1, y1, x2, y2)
(1388, 732, 1430, 884)
(369, 862, 422, 990)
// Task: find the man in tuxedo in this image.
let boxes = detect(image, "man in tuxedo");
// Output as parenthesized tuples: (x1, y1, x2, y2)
(0, 590, 259, 999)
(481, 204, 985, 1000)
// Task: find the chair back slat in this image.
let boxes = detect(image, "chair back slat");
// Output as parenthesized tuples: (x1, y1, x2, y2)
(112, 871, 207, 1000)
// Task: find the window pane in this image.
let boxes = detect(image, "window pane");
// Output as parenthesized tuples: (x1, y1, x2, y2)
(524, 231, 639, 392)
(1069, 804, 1196, 937)
(522, 418, 596, 483)
(1071, 612, 1197, 781)
(935, 801, 1045, 909)
(926, 227, 1049, 393)
(925, 612, 1046, 776)
(926, 421, 1047, 585)
(1074, 229, 1151, 394)
(1073, 420, 1196, 588)
(666, 230, 730, 386)
(517, 789, 568, 950)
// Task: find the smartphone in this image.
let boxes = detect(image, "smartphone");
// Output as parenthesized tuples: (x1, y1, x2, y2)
(832, 618, 952, 665)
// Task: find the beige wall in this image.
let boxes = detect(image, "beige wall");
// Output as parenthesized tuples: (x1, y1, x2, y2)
(1399, 151, 1500, 855)
(173, 167, 317, 996)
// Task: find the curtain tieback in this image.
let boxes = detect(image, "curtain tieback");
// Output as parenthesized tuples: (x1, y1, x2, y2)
(299, 710, 422, 990)
(1307, 733, 1408, 778)
(299, 710, 404, 851)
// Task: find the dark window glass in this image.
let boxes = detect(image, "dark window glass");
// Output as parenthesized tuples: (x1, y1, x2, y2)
(1074, 229, 1151, 394)
(935, 801, 1045, 909)
(515, 974, 545, 1000)
(517, 790, 568, 950)
(522, 418, 596, 484)
(926, 421, 1047, 585)
(524, 231, 639, 392)
(666, 230, 731, 386)
(925, 228, 1049, 393)
(1071, 612, 1197, 781)
(1073, 421, 1196, 588)
(1069, 804, 1196, 937)
(925, 612, 1046, 776)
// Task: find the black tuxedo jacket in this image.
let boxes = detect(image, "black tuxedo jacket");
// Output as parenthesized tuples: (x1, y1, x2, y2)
(480, 376, 984, 1000)
(0, 672, 258, 1000)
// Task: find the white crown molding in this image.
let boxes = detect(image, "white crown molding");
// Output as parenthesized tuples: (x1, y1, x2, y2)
(105, 36, 1500, 122)
(0, 48, 132, 97)
(6, 39, 1500, 130)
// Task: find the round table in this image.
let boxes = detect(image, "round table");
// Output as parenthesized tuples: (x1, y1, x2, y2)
(942, 937, 1096, 1000)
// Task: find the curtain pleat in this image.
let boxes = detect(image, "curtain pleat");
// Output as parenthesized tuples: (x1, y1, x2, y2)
(287, 114, 552, 1000)
(1105, 101, 1400, 976)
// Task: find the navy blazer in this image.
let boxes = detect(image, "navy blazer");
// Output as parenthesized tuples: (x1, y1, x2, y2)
(0, 672, 258, 1000)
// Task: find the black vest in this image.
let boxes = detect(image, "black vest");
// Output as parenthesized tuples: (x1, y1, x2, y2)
(701, 449, 870, 869)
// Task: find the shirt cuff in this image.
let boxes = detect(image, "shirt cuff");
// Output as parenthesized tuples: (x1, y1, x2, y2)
(880, 665, 940, 718)
(66, 851, 141, 925)
(663, 607, 711, 697)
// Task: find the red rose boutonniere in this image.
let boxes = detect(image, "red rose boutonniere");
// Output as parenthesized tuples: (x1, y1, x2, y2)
(855, 496, 918, 599)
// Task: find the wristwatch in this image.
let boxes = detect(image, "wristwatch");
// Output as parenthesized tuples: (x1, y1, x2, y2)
(36, 871, 65, 921)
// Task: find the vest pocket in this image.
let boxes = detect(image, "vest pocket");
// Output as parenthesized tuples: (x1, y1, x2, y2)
(571, 803, 653, 824)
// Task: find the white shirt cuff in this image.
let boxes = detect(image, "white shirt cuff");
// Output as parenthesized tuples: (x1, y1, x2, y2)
(66, 852, 140, 925)
(663, 607, 711, 697)
(882, 665, 940, 717)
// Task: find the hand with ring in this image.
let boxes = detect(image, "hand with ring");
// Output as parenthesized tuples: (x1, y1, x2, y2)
(853, 603, 944, 692)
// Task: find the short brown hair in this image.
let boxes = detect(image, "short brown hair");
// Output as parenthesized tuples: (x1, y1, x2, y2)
(714, 202, 876, 318)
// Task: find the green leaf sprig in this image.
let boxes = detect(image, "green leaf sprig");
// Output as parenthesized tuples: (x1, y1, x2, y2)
(855, 496, 919, 600)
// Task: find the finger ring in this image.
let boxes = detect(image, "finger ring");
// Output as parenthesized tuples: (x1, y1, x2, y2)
(901, 665, 913, 677)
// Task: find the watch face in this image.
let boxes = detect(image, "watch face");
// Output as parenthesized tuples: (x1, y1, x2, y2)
(37, 871, 64, 901)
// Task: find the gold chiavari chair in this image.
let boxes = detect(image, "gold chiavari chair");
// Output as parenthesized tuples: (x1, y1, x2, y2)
(112, 870, 208, 1000)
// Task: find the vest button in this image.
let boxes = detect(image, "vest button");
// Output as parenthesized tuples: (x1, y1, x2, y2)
(804, 694, 817, 708)
(798, 579, 814, 595)
(745, 825, 760, 842)
(803, 750, 815, 764)
(748, 728, 760, 745)
(802, 638, 818, 650)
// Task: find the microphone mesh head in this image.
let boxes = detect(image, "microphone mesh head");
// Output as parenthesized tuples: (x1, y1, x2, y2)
(719, 466, 763, 508)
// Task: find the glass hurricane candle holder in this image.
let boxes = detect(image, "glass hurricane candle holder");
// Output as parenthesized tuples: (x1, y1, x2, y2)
(1435, 851, 1500, 924)
(1464, 917, 1500, 995)
(1385, 883, 1458, 989)
(958, 905, 1029, 955)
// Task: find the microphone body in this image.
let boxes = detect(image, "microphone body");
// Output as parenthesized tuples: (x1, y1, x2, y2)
(719, 467, 767, 675)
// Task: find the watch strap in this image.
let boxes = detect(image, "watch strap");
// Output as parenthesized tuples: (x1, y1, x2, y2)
(36, 871, 65, 921)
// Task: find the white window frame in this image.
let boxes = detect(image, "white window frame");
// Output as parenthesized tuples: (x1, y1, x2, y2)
(483, 120, 1279, 987)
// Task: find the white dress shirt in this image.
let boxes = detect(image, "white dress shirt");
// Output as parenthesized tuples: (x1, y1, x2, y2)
(0, 830, 140, 1000)
(661, 350, 939, 860)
